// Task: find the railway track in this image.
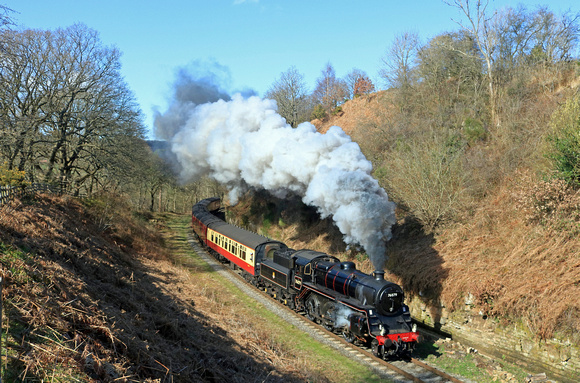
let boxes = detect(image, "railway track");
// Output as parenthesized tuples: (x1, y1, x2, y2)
(187, 233, 466, 383)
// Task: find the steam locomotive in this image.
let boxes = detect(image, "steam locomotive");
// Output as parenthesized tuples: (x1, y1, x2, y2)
(191, 197, 419, 358)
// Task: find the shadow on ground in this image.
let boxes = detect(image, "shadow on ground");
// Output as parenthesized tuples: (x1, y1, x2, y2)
(0, 195, 307, 382)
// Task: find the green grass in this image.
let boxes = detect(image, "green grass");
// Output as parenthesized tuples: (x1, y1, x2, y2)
(163, 213, 214, 272)
(0, 243, 32, 285)
(428, 352, 484, 380)
(420, 342, 529, 383)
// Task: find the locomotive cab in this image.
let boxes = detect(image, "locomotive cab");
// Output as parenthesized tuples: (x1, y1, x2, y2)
(292, 249, 340, 284)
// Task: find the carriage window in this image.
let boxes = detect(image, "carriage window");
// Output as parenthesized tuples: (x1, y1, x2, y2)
(304, 264, 312, 275)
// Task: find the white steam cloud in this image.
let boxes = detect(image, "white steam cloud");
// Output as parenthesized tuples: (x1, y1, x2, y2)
(164, 94, 396, 270)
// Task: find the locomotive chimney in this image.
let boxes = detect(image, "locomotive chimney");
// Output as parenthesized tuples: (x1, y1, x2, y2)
(373, 270, 385, 281)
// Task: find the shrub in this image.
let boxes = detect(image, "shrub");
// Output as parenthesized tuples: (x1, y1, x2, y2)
(0, 162, 27, 187)
(378, 133, 470, 229)
(310, 104, 327, 120)
(513, 171, 580, 233)
(546, 93, 580, 187)
(462, 118, 487, 143)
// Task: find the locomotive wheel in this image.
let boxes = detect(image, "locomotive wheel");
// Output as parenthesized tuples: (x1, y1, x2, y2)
(371, 339, 384, 359)
(305, 297, 317, 322)
(323, 321, 334, 332)
(342, 329, 355, 343)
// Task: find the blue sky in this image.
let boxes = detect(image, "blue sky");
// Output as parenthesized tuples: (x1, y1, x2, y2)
(4, 0, 578, 138)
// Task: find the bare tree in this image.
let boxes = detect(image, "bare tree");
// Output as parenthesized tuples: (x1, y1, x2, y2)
(0, 28, 53, 174)
(0, 24, 145, 194)
(494, 5, 540, 71)
(312, 62, 347, 113)
(36, 25, 144, 190)
(0, 4, 15, 53)
(495, 5, 580, 72)
(445, 0, 499, 125)
(265, 66, 311, 128)
(529, 7, 580, 64)
(379, 31, 420, 114)
(0, 5, 14, 30)
(344, 68, 375, 98)
(380, 31, 420, 90)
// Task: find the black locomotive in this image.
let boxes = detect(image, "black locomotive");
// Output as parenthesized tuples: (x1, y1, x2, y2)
(192, 197, 419, 358)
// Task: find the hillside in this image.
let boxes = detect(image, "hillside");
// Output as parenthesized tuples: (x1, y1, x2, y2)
(311, 91, 394, 136)
(228, 84, 580, 380)
(307, 87, 580, 343)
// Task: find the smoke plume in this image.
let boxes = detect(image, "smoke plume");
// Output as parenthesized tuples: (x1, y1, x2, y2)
(156, 81, 396, 270)
(154, 67, 231, 140)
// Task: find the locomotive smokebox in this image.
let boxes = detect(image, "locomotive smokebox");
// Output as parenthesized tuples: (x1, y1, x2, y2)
(373, 270, 385, 281)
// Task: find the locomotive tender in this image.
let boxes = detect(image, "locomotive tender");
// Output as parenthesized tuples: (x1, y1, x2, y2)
(192, 197, 419, 358)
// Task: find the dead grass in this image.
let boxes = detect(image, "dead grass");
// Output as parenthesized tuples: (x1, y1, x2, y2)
(354, 172, 578, 342)
(433, 173, 580, 340)
(0, 194, 381, 382)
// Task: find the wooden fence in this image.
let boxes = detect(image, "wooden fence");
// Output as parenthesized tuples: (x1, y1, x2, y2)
(0, 183, 62, 206)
